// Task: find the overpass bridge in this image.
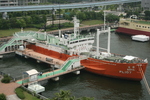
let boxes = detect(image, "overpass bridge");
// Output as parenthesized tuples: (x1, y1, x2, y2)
(0, 0, 141, 12)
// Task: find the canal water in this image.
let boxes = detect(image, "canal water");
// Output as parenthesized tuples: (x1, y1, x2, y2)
(0, 32, 150, 100)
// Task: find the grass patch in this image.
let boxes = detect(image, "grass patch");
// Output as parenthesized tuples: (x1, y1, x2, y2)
(81, 20, 104, 26)
(0, 28, 39, 38)
(15, 87, 41, 100)
(23, 91, 41, 100)
(15, 88, 25, 99)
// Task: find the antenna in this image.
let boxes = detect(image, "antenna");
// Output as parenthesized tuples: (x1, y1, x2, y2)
(104, 11, 106, 31)
(59, 0, 60, 30)
(52, 7, 54, 26)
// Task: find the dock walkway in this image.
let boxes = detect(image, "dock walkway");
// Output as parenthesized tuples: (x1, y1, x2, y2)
(15, 48, 84, 85)
(16, 66, 84, 85)
(16, 58, 84, 85)
(17, 48, 65, 66)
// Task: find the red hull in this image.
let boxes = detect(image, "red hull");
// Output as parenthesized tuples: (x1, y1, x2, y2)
(81, 58, 147, 81)
(26, 44, 148, 81)
(116, 27, 150, 36)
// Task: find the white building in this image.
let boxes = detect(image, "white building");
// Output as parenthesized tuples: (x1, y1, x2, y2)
(0, 0, 41, 6)
(0, 0, 18, 6)
(141, 0, 150, 10)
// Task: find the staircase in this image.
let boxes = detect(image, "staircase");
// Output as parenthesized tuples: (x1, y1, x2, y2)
(0, 31, 37, 54)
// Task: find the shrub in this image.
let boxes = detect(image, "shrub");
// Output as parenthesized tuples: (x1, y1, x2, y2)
(1, 75, 11, 83)
(15, 87, 25, 99)
(0, 93, 6, 100)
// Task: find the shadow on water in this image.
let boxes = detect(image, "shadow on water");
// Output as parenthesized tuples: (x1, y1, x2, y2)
(0, 54, 50, 78)
(42, 70, 144, 100)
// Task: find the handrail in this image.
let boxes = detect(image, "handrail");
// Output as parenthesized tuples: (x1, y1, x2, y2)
(60, 56, 79, 69)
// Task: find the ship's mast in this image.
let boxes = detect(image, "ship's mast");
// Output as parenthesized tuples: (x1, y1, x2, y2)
(107, 27, 110, 53)
(104, 11, 106, 31)
(73, 16, 80, 38)
(96, 27, 111, 56)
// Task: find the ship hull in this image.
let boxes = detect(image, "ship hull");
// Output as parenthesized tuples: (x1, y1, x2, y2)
(81, 58, 147, 81)
(26, 44, 148, 81)
(116, 27, 150, 36)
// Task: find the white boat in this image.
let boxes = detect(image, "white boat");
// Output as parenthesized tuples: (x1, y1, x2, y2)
(131, 35, 150, 42)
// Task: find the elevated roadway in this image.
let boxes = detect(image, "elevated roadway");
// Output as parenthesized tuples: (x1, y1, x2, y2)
(0, 0, 141, 12)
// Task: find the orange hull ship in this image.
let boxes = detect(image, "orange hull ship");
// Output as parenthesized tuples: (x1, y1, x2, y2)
(25, 43, 148, 81)
(14, 17, 148, 81)
(81, 58, 147, 81)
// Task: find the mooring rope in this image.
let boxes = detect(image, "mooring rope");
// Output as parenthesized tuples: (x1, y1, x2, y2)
(139, 66, 150, 95)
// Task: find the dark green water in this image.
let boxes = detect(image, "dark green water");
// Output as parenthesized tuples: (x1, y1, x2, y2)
(0, 32, 150, 100)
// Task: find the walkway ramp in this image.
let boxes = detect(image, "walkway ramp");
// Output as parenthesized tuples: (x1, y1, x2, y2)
(16, 58, 82, 85)
(0, 31, 36, 53)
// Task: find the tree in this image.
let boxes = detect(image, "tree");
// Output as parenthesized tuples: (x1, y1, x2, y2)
(9, 18, 17, 28)
(0, 94, 6, 100)
(106, 14, 119, 23)
(0, 19, 10, 29)
(16, 19, 26, 28)
(50, 90, 94, 100)
(144, 10, 150, 20)
(52, 90, 75, 100)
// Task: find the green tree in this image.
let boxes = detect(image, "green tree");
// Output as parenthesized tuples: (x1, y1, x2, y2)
(0, 94, 6, 100)
(144, 10, 150, 20)
(106, 13, 119, 23)
(50, 90, 94, 100)
(31, 15, 42, 24)
(16, 19, 26, 28)
(23, 16, 32, 24)
(9, 18, 17, 28)
(52, 90, 75, 100)
(0, 19, 10, 29)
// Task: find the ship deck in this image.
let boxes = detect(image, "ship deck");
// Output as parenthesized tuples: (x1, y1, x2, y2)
(16, 48, 65, 66)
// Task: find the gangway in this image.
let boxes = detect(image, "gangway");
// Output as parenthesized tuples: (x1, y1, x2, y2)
(16, 57, 84, 85)
(0, 31, 36, 54)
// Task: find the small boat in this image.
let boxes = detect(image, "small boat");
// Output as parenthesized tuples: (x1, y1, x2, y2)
(131, 35, 149, 42)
